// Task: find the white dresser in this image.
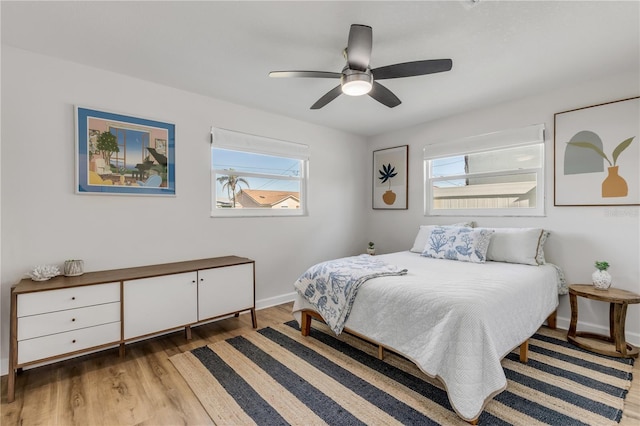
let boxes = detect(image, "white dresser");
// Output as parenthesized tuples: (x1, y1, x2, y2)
(17, 282, 121, 364)
(8, 256, 256, 403)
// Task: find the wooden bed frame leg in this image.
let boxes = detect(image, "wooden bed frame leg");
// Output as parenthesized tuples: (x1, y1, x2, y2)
(300, 311, 312, 336)
(547, 310, 557, 329)
(378, 345, 384, 360)
(519, 340, 529, 363)
(516, 310, 555, 364)
(467, 418, 479, 425)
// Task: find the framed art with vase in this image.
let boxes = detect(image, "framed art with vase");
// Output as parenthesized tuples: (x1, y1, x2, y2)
(554, 96, 639, 206)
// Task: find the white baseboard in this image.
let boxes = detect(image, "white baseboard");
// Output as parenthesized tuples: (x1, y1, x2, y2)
(556, 315, 640, 346)
(256, 291, 296, 311)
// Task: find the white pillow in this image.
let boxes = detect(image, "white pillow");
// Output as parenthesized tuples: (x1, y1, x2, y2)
(421, 226, 494, 263)
(479, 227, 549, 266)
(410, 222, 475, 253)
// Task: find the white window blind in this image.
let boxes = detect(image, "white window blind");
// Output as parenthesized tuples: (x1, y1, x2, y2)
(424, 124, 545, 160)
(211, 127, 310, 160)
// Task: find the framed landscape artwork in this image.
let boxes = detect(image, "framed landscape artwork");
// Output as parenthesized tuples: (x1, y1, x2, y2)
(554, 97, 639, 206)
(76, 107, 176, 196)
(373, 145, 408, 209)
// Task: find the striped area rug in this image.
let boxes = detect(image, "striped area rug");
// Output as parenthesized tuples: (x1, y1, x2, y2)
(170, 320, 634, 425)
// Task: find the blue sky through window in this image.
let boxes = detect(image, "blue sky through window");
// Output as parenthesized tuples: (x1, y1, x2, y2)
(212, 148, 301, 196)
(431, 155, 466, 187)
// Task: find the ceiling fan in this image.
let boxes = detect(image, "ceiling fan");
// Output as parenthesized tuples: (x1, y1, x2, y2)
(269, 24, 453, 109)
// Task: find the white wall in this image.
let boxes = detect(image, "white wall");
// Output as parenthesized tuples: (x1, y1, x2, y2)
(367, 71, 640, 344)
(0, 47, 369, 374)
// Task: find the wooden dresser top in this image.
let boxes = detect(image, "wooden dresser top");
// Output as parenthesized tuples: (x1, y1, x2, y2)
(13, 256, 254, 294)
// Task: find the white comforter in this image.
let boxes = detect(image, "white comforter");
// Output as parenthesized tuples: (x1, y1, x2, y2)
(292, 251, 560, 421)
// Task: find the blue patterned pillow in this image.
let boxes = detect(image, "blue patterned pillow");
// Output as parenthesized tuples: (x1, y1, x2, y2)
(421, 226, 494, 263)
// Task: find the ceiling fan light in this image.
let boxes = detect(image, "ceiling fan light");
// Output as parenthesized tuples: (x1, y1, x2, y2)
(341, 71, 372, 96)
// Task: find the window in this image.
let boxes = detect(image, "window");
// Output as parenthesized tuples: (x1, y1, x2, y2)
(109, 127, 150, 173)
(424, 124, 545, 216)
(211, 128, 309, 217)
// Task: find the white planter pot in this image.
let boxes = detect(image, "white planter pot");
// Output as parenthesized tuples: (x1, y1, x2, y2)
(592, 270, 612, 290)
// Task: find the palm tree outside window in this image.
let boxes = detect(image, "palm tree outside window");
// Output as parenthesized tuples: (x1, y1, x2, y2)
(217, 172, 250, 207)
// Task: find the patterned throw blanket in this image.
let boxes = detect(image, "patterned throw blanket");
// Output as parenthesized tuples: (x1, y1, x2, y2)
(294, 255, 407, 334)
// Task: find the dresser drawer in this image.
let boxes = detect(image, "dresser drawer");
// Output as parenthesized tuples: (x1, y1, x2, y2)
(17, 282, 120, 317)
(18, 322, 121, 365)
(17, 302, 120, 341)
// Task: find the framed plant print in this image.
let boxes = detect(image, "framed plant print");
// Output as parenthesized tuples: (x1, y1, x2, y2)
(373, 145, 408, 209)
(554, 97, 639, 206)
(75, 106, 176, 196)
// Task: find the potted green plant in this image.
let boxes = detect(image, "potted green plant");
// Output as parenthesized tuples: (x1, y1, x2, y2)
(367, 241, 376, 256)
(592, 261, 611, 290)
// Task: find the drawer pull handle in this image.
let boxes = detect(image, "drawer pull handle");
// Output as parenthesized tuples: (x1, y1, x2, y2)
(200, 278, 204, 282)
(72, 297, 76, 301)
(72, 339, 76, 344)
(192, 280, 196, 283)
(72, 318, 76, 322)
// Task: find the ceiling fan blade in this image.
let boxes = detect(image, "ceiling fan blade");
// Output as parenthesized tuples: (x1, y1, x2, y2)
(346, 24, 372, 71)
(372, 59, 453, 80)
(368, 81, 401, 108)
(310, 85, 343, 109)
(269, 71, 341, 79)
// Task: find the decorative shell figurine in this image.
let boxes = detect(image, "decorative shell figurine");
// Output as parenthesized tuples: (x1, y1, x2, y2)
(28, 265, 61, 281)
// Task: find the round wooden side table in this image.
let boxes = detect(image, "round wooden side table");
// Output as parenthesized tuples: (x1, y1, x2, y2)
(568, 284, 640, 358)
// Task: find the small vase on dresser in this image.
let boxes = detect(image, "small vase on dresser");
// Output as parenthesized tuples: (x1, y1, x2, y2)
(64, 259, 84, 276)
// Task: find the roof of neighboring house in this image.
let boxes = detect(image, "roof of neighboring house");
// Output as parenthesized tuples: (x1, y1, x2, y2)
(237, 189, 299, 207)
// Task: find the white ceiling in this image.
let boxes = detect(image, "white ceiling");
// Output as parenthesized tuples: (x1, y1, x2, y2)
(2, 1, 639, 136)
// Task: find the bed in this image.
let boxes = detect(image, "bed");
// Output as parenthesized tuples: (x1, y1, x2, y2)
(292, 226, 566, 424)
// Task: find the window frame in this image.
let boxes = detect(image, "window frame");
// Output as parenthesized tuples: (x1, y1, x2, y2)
(210, 128, 309, 218)
(424, 124, 546, 217)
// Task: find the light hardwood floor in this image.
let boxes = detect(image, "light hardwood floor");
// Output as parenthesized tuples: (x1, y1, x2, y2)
(2, 302, 639, 425)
